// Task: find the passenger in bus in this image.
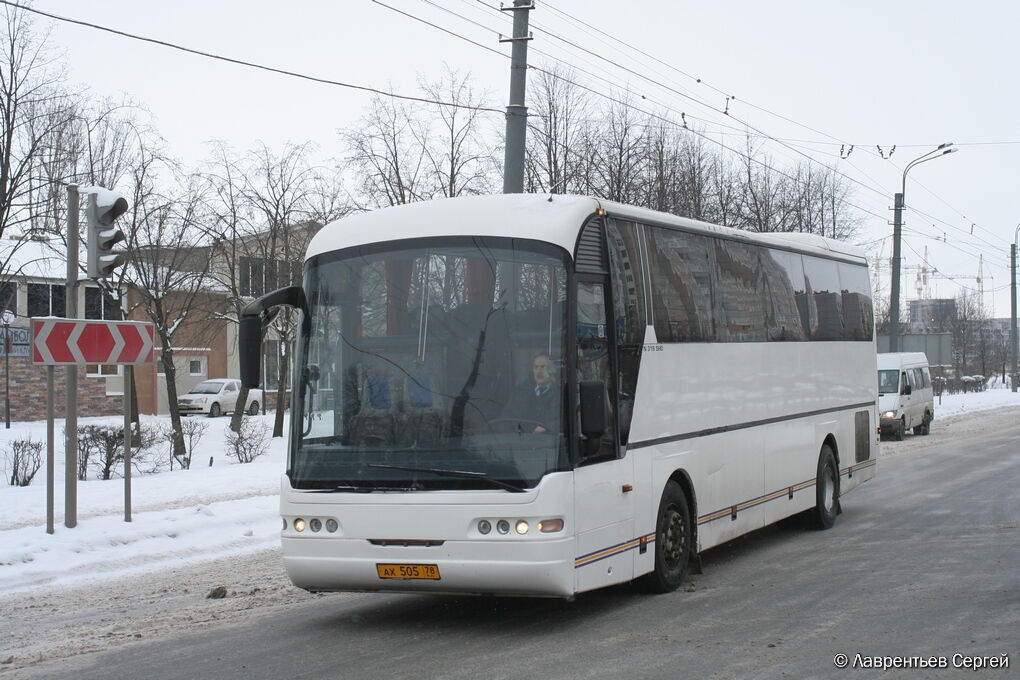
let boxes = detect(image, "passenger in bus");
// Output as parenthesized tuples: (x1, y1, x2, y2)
(499, 353, 560, 433)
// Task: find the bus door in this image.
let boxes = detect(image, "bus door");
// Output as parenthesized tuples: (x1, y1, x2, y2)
(573, 279, 635, 591)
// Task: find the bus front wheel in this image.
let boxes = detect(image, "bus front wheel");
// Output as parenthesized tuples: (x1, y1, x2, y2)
(810, 445, 839, 530)
(639, 480, 691, 593)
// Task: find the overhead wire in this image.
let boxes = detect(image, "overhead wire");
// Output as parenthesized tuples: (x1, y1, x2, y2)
(15, 0, 1009, 298)
(404, 0, 893, 224)
(534, 1, 897, 192)
(406, 0, 1010, 281)
(535, 1, 1012, 263)
(3, 0, 506, 114)
(527, 1, 1014, 299)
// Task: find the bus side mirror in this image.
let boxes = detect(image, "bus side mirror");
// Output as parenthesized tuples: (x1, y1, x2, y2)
(580, 380, 606, 448)
(901, 384, 912, 396)
(239, 315, 263, 389)
(238, 285, 308, 390)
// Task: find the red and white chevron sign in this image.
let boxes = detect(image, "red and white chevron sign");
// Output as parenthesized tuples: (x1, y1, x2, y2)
(31, 319, 155, 365)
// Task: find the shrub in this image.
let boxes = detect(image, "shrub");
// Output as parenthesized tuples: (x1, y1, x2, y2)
(78, 424, 124, 481)
(224, 418, 270, 464)
(73, 426, 92, 481)
(179, 417, 209, 469)
(5, 438, 43, 486)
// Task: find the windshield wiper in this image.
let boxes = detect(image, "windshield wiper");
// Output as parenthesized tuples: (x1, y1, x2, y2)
(367, 463, 526, 493)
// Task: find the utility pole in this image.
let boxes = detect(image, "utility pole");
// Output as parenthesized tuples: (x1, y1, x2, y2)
(65, 185, 79, 528)
(501, 0, 533, 194)
(1011, 236, 1017, 393)
(888, 143, 956, 353)
(889, 192, 904, 352)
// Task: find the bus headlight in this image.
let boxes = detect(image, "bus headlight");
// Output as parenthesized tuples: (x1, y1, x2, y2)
(496, 520, 510, 535)
(882, 410, 896, 419)
(478, 520, 492, 535)
(293, 518, 307, 532)
(515, 520, 530, 535)
(325, 519, 339, 533)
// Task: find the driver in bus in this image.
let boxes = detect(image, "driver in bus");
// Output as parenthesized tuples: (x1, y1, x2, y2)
(499, 353, 560, 433)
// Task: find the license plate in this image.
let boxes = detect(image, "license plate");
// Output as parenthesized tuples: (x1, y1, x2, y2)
(376, 563, 441, 580)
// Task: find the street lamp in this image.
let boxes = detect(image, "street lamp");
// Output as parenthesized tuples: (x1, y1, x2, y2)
(1011, 223, 1019, 392)
(2, 309, 13, 428)
(889, 143, 958, 352)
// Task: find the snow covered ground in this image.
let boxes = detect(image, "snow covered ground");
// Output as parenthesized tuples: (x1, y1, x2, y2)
(2, 388, 1019, 597)
(1, 413, 287, 595)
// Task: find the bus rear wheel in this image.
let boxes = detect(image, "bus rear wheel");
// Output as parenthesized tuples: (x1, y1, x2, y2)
(639, 480, 691, 593)
(809, 445, 839, 530)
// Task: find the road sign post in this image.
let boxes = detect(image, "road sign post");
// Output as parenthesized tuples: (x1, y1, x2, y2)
(32, 318, 155, 531)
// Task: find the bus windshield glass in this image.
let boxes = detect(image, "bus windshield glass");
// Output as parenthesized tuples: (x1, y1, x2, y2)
(292, 237, 570, 492)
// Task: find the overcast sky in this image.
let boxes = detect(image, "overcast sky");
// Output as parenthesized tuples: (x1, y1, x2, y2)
(28, 0, 1020, 318)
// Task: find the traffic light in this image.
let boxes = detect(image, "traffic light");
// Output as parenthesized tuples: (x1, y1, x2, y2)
(86, 188, 129, 279)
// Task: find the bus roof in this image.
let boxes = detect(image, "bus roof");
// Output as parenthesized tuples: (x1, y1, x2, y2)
(307, 194, 868, 264)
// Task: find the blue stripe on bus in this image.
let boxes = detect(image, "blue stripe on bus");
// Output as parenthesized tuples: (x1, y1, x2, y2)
(574, 458, 877, 568)
(698, 459, 877, 526)
(574, 533, 657, 568)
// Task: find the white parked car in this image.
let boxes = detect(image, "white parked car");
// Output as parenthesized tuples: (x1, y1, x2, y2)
(178, 378, 263, 417)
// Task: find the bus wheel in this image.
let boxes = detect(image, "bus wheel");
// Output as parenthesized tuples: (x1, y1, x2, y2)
(810, 445, 839, 530)
(895, 418, 905, 441)
(640, 481, 691, 593)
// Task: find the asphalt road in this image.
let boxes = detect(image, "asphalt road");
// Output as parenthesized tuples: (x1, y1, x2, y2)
(17, 413, 1020, 680)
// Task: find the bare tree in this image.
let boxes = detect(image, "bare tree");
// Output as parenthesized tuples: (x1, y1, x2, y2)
(305, 163, 354, 227)
(417, 67, 497, 198)
(590, 94, 645, 204)
(709, 152, 743, 228)
(0, 3, 69, 241)
(638, 117, 682, 214)
(787, 161, 860, 240)
(344, 92, 429, 208)
(201, 141, 256, 432)
(738, 137, 792, 232)
(241, 142, 318, 437)
(0, 3, 73, 296)
(676, 131, 718, 222)
(123, 145, 216, 461)
(951, 291, 984, 376)
(524, 66, 591, 194)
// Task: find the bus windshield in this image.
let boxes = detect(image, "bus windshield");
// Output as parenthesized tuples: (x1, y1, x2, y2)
(292, 237, 570, 492)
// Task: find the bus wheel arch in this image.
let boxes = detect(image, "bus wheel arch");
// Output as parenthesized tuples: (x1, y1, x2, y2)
(639, 472, 696, 593)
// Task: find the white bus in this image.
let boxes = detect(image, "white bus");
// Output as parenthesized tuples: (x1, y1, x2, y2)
(239, 194, 878, 598)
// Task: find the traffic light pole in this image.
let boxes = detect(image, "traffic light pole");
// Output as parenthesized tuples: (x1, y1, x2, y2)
(65, 185, 79, 528)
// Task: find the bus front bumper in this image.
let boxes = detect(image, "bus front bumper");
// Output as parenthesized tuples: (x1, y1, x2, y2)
(281, 534, 577, 598)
